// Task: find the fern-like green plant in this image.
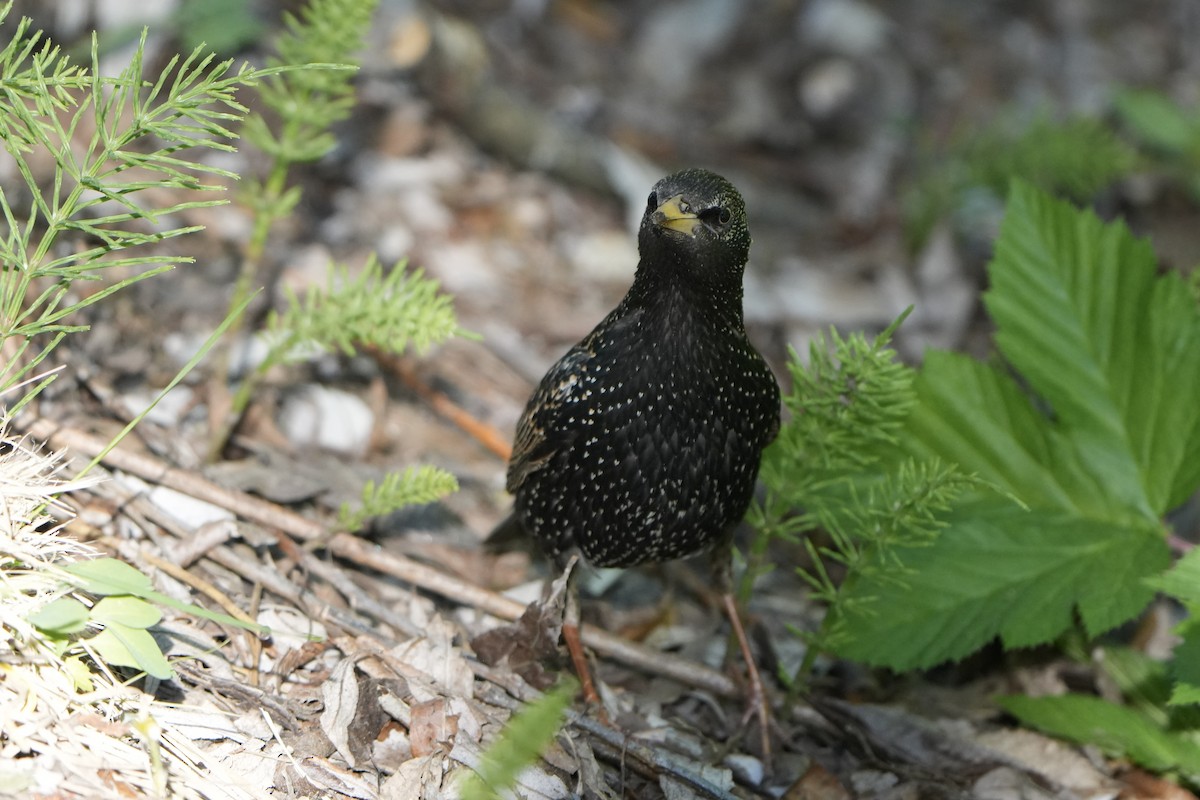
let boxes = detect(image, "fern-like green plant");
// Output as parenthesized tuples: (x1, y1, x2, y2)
(229, 256, 464, 418)
(232, 0, 378, 313)
(904, 113, 1137, 251)
(1113, 88, 1200, 199)
(206, 0, 390, 458)
(455, 680, 576, 800)
(269, 257, 462, 360)
(750, 311, 977, 688)
(0, 4, 273, 411)
(339, 465, 460, 530)
(0, 4, 284, 686)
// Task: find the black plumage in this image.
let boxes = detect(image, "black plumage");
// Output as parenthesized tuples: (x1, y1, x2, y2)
(506, 168, 780, 570)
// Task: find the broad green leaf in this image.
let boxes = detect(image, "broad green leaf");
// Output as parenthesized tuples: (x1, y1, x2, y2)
(903, 351, 1112, 517)
(89, 622, 173, 680)
(998, 693, 1200, 777)
(91, 596, 162, 629)
(985, 181, 1200, 515)
(64, 558, 154, 596)
(834, 499, 1169, 670)
(28, 597, 90, 635)
(868, 183, 1200, 672)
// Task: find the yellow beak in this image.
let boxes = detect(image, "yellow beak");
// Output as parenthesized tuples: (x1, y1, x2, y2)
(653, 194, 699, 236)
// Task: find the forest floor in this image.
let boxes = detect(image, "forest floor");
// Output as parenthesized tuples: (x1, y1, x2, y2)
(7, 0, 1200, 797)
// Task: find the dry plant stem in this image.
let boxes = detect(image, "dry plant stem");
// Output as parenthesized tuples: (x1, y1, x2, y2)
(138, 548, 260, 630)
(296, 548, 424, 638)
(23, 419, 738, 698)
(371, 349, 514, 460)
(204, 546, 390, 641)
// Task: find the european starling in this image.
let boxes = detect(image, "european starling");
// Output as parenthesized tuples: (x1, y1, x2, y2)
(503, 168, 780, 748)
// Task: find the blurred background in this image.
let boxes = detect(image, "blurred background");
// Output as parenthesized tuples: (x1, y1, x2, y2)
(7, 0, 1200, 508)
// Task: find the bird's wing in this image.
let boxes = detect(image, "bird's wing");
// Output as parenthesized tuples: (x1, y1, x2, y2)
(506, 345, 594, 494)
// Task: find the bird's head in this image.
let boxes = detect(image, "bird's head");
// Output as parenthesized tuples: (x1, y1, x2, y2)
(637, 168, 750, 287)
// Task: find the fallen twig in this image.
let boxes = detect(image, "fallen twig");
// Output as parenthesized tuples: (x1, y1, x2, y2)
(370, 349, 514, 461)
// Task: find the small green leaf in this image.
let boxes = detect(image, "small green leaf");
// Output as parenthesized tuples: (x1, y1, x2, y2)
(1168, 627, 1200, 708)
(28, 597, 90, 634)
(1147, 548, 1200, 608)
(999, 693, 1200, 777)
(63, 655, 96, 692)
(89, 623, 173, 680)
(64, 558, 154, 596)
(91, 596, 163, 629)
(1114, 89, 1200, 157)
(1171, 682, 1200, 707)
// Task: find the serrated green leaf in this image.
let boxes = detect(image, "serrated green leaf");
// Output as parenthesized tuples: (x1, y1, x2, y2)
(1166, 625, 1200, 711)
(88, 623, 173, 679)
(1171, 684, 1200, 706)
(985, 181, 1200, 516)
(903, 351, 1109, 516)
(28, 597, 90, 634)
(1147, 547, 1200, 608)
(64, 558, 154, 596)
(834, 499, 1169, 670)
(90, 596, 162, 629)
(999, 693, 1200, 777)
(864, 183, 1200, 672)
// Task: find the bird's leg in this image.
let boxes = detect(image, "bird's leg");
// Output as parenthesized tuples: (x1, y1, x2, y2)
(712, 547, 772, 765)
(559, 558, 610, 723)
(721, 590, 772, 763)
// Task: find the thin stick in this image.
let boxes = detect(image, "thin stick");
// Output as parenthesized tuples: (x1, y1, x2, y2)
(371, 349, 513, 461)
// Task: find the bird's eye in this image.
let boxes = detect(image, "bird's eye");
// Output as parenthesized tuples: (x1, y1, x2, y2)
(646, 192, 657, 212)
(699, 207, 732, 228)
